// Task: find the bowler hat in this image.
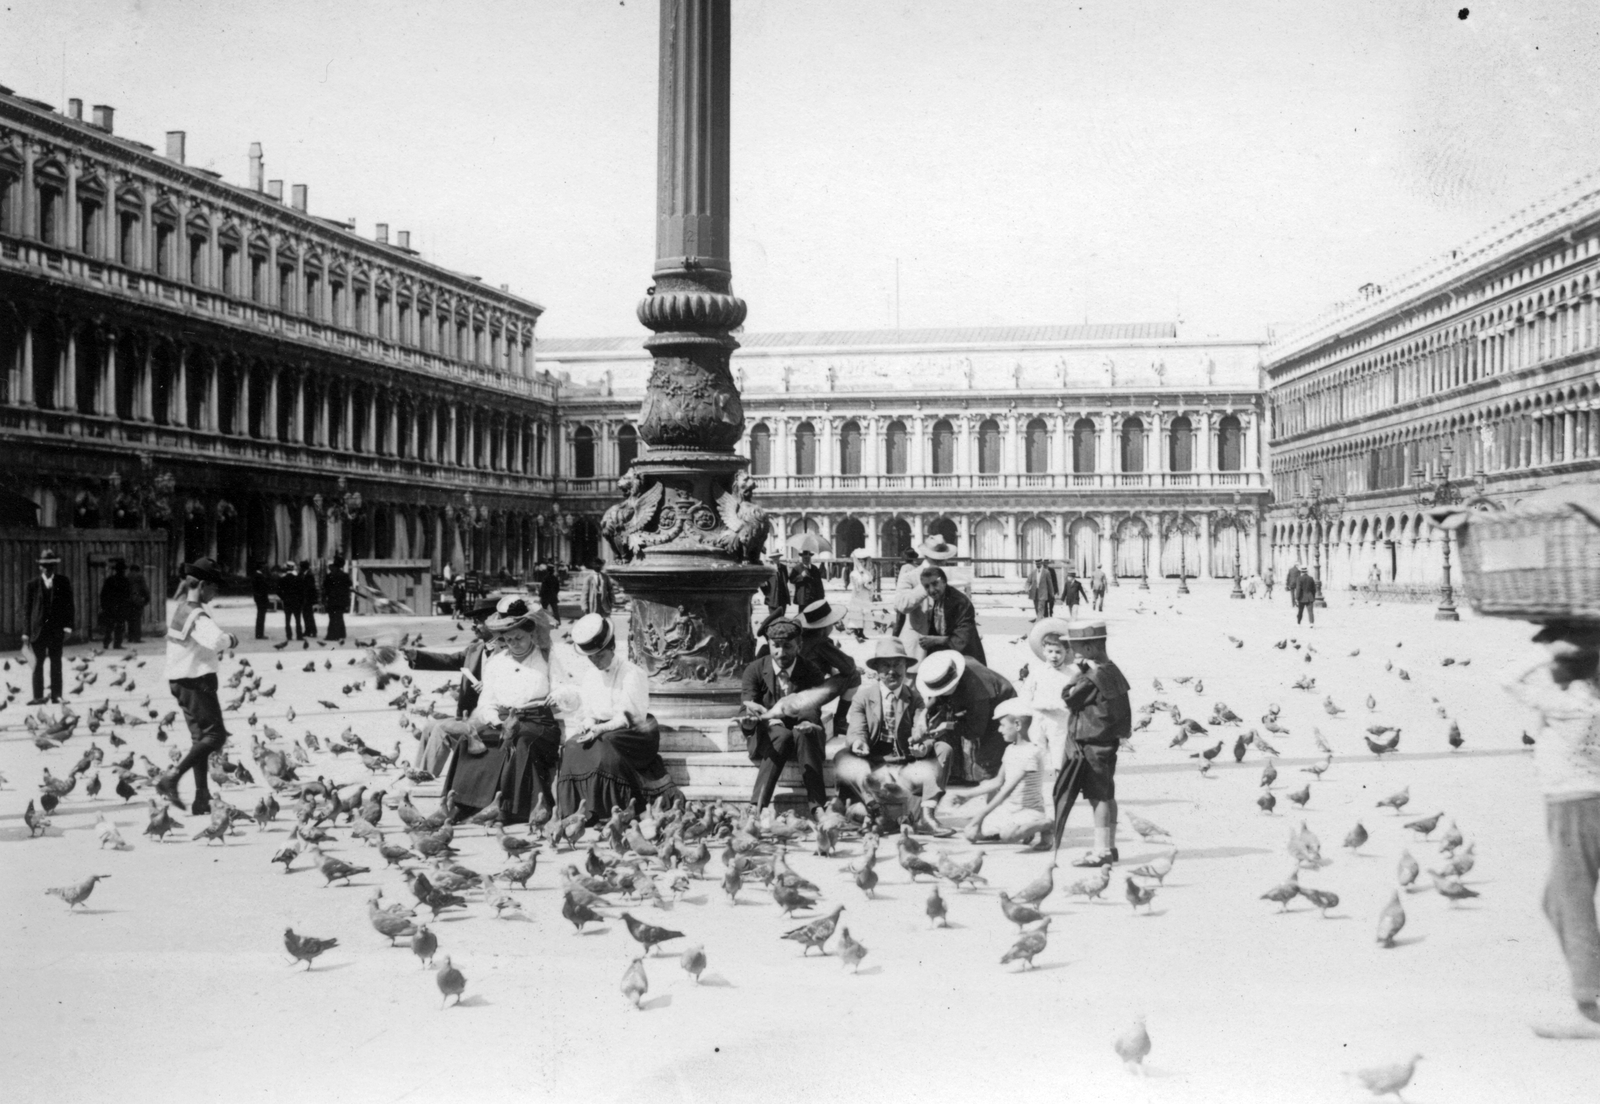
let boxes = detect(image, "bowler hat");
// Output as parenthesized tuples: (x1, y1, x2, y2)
(181, 558, 225, 585)
(571, 613, 616, 655)
(916, 650, 967, 699)
(864, 637, 912, 672)
(35, 548, 61, 565)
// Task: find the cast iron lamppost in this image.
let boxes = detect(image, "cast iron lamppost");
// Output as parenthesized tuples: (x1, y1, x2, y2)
(1413, 442, 1466, 622)
(1293, 474, 1346, 609)
(1213, 491, 1253, 599)
(1162, 512, 1197, 595)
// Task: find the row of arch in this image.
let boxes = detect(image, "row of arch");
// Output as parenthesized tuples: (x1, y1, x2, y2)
(747, 414, 1246, 476)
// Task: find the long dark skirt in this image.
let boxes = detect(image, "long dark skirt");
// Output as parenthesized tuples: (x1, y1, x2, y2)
(557, 726, 674, 823)
(440, 717, 560, 822)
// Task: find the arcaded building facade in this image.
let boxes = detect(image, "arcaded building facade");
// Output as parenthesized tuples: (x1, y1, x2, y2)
(544, 326, 1268, 581)
(1264, 172, 1600, 596)
(0, 85, 561, 577)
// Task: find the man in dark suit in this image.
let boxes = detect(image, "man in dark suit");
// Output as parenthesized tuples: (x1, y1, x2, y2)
(788, 550, 824, 611)
(322, 556, 351, 642)
(297, 560, 319, 639)
(278, 563, 302, 640)
(403, 597, 498, 775)
(891, 565, 987, 665)
(739, 619, 839, 815)
(915, 649, 1016, 785)
(764, 553, 790, 613)
(99, 558, 132, 648)
(1026, 558, 1058, 620)
(833, 638, 954, 833)
(24, 548, 75, 704)
(250, 563, 273, 640)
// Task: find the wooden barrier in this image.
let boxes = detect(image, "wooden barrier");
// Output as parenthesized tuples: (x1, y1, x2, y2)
(351, 559, 433, 616)
(0, 529, 170, 648)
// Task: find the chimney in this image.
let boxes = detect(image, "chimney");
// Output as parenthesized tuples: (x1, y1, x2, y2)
(90, 104, 114, 132)
(68, 98, 83, 121)
(249, 143, 264, 192)
(166, 131, 186, 164)
(266, 180, 283, 201)
(396, 231, 410, 249)
(290, 184, 308, 212)
(375, 223, 389, 244)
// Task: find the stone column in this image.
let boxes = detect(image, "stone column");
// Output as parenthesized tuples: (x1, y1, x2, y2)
(100, 329, 117, 417)
(172, 345, 188, 427)
(1100, 412, 1115, 474)
(138, 343, 154, 421)
(16, 321, 34, 407)
(65, 156, 80, 252)
(62, 326, 78, 413)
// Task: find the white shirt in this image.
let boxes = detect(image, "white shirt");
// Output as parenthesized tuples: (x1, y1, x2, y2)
(1504, 662, 1600, 799)
(472, 648, 553, 725)
(997, 739, 1046, 816)
(165, 603, 234, 680)
(572, 654, 650, 730)
(1026, 663, 1075, 770)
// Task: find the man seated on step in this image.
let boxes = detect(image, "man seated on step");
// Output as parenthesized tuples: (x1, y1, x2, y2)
(739, 618, 845, 818)
(832, 637, 955, 836)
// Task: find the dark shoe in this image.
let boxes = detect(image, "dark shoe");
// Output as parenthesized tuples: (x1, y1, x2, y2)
(27, 697, 48, 706)
(155, 772, 187, 811)
(1072, 849, 1117, 867)
(191, 803, 212, 817)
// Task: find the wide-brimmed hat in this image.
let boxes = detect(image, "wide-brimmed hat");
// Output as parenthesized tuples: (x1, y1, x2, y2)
(1027, 616, 1073, 660)
(571, 613, 616, 655)
(864, 637, 913, 672)
(850, 547, 871, 560)
(917, 537, 959, 562)
(797, 598, 846, 630)
(36, 548, 61, 565)
(485, 595, 539, 633)
(916, 650, 967, 698)
(180, 558, 225, 585)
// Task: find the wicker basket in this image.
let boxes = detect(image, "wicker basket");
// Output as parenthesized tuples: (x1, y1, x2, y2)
(1452, 486, 1600, 622)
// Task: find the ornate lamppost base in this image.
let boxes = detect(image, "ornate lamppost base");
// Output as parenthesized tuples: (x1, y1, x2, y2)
(1139, 574, 1150, 590)
(1230, 579, 1245, 599)
(1434, 605, 1460, 622)
(1177, 575, 1190, 595)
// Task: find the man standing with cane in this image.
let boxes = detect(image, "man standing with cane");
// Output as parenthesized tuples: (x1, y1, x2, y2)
(1051, 621, 1132, 867)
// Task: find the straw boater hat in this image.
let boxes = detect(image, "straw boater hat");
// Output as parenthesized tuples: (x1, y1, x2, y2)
(1065, 620, 1108, 643)
(916, 650, 967, 699)
(36, 548, 61, 565)
(571, 613, 616, 655)
(1027, 616, 1074, 661)
(916, 537, 958, 562)
(179, 557, 224, 585)
(485, 595, 539, 633)
(797, 598, 846, 630)
(864, 637, 913, 672)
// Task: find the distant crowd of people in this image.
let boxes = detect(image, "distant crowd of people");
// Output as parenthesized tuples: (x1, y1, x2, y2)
(250, 557, 352, 643)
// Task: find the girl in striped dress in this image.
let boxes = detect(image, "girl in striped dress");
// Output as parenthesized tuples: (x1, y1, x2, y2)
(947, 698, 1054, 848)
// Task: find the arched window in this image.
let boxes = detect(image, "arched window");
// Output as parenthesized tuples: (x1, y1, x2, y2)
(573, 425, 595, 479)
(928, 516, 958, 545)
(1168, 415, 1194, 472)
(880, 517, 912, 558)
(616, 424, 638, 473)
(974, 517, 1005, 577)
(794, 421, 817, 475)
(1121, 416, 1145, 473)
(885, 420, 908, 475)
(978, 418, 1002, 474)
(1218, 414, 1243, 471)
(1020, 517, 1052, 563)
(749, 423, 771, 475)
(1073, 417, 1097, 473)
(839, 420, 862, 475)
(834, 517, 865, 559)
(1025, 417, 1049, 474)
(931, 419, 955, 474)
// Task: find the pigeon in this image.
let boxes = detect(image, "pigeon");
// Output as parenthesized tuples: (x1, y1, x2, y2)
(1365, 731, 1401, 756)
(1297, 885, 1340, 916)
(271, 845, 299, 872)
(804, 907, 853, 964)
(1366, 694, 1377, 711)
(720, 865, 743, 904)
(1254, 732, 1281, 756)
(1067, 863, 1113, 900)
(998, 892, 1045, 931)
(1522, 731, 1536, 748)
(1287, 785, 1311, 808)
(1344, 822, 1369, 851)
(44, 873, 109, 909)
(1288, 822, 1324, 868)
(1232, 735, 1248, 762)
(1404, 812, 1444, 839)
(1349, 1054, 1422, 1100)
(1012, 862, 1056, 907)
(94, 813, 130, 850)
(316, 851, 371, 888)
(1261, 871, 1301, 911)
(283, 928, 338, 970)
(23, 799, 50, 837)
(368, 894, 418, 945)
(1114, 1016, 1152, 1073)
(1257, 791, 1277, 814)
(563, 890, 603, 932)
(1436, 842, 1476, 878)
(1000, 917, 1050, 969)
(925, 885, 949, 927)
(1260, 761, 1277, 788)
(936, 851, 987, 889)
(854, 847, 879, 898)
(436, 956, 466, 1008)
(621, 957, 649, 1010)
(1126, 814, 1170, 842)
(1323, 696, 1345, 716)
(1438, 821, 1464, 855)
(1125, 877, 1157, 913)
(680, 943, 707, 984)
(621, 912, 684, 956)
(1396, 850, 1420, 889)
(897, 842, 940, 882)
(1431, 872, 1480, 905)
(144, 802, 179, 841)
(1447, 721, 1463, 750)
(1376, 891, 1407, 948)
(1376, 786, 1411, 813)
(1397, 669, 1410, 681)
(1128, 850, 1177, 885)
(1189, 740, 1224, 764)
(782, 905, 845, 955)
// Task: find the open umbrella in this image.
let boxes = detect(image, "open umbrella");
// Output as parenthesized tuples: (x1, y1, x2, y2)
(786, 531, 831, 556)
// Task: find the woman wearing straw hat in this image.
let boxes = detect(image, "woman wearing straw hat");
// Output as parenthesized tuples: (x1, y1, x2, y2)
(157, 559, 237, 815)
(439, 595, 563, 822)
(556, 613, 678, 821)
(842, 548, 875, 643)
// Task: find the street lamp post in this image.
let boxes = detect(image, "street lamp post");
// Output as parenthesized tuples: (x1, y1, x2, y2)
(1413, 443, 1468, 622)
(1293, 475, 1346, 609)
(1213, 491, 1253, 599)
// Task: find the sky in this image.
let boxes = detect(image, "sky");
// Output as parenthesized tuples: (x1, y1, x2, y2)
(3, 0, 1599, 341)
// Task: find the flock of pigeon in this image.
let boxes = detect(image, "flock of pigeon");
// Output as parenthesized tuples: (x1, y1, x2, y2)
(6, 615, 1499, 1099)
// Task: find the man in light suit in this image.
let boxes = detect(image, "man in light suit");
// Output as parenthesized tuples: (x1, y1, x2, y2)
(833, 637, 954, 834)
